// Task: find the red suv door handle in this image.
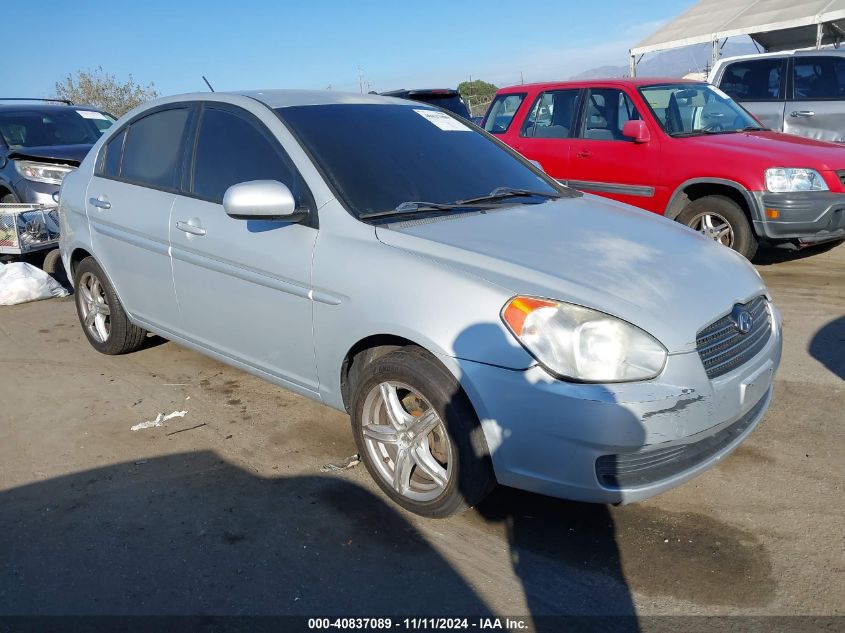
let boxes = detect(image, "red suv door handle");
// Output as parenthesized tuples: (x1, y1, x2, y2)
(576, 150, 592, 159)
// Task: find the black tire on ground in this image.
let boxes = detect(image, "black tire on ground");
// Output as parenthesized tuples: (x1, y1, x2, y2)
(676, 195, 758, 260)
(41, 248, 62, 275)
(73, 257, 147, 355)
(349, 347, 495, 518)
(1, 192, 20, 204)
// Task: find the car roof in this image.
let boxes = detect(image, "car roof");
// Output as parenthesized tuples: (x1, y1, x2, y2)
(380, 89, 461, 96)
(715, 48, 845, 66)
(236, 89, 409, 109)
(495, 78, 703, 93)
(0, 102, 106, 113)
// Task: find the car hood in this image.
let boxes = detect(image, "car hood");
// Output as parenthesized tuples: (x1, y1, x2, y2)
(686, 131, 845, 171)
(375, 196, 767, 353)
(7, 144, 92, 166)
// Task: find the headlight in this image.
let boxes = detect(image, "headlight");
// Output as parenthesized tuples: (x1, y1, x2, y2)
(13, 160, 74, 185)
(765, 168, 828, 193)
(501, 297, 667, 382)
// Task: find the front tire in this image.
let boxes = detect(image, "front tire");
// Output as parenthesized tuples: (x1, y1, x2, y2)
(677, 195, 758, 260)
(350, 347, 495, 518)
(73, 257, 146, 355)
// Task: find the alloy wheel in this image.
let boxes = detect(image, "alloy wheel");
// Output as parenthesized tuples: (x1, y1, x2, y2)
(360, 381, 453, 502)
(78, 272, 111, 343)
(688, 211, 734, 247)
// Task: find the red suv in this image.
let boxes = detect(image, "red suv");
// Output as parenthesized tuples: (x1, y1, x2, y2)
(483, 79, 845, 259)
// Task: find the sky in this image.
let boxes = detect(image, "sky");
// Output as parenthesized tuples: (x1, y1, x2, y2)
(2, 0, 695, 98)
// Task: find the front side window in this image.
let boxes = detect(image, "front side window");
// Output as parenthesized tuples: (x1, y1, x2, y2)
(121, 108, 190, 189)
(483, 93, 526, 133)
(101, 129, 125, 178)
(639, 83, 760, 136)
(0, 108, 114, 149)
(192, 108, 299, 203)
(279, 104, 563, 219)
(521, 90, 579, 139)
(719, 59, 784, 101)
(582, 89, 640, 140)
(794, 56, 845, 100)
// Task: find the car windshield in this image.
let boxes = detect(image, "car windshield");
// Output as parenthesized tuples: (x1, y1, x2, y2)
(639, 83, 762, 137)
(0, 108, 114, 149)
(278, 104, 565, 219)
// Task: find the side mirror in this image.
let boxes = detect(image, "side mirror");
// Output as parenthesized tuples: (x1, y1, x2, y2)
(223, 180, 307, 222)
(622, 120, 651, 144)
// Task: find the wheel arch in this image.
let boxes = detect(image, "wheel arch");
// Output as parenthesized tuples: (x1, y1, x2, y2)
(68, 247, 94, 277)
(664, 178, 759, 224)
(339, 333, 470, 414)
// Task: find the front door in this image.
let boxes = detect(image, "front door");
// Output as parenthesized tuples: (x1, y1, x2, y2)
(169, 104, 319, 394)
(717, 57, 787, 132)
(512, 89, 581, 180)
(785, 55, 845, 143)
(565, 88, 661, 211)
(86, 106, 191, 331)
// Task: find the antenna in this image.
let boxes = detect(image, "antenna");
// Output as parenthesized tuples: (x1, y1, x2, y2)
(202, 76, 215, 92)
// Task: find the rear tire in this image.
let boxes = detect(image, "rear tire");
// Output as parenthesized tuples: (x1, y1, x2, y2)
(73, 257, 146, 355)
(677, 195, 758, 260)
(1, 192, 20, 204)
(350, 347, 495, 518)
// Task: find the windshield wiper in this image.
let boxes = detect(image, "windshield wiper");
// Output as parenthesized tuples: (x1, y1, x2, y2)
(359, 200, 489, 220)
(456, 186, 561, 205)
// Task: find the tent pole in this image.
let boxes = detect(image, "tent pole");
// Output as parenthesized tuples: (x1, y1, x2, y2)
(629, 52, 636, 78)
(817, 22, 824, 49)
(711, 38, 720, 71)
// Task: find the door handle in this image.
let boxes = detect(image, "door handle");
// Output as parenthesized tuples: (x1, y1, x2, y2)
(790, 111, 815, 118)
(576, 150, 592, 159)
(89, 197, 111, 209)
(175, 220, 207, 236)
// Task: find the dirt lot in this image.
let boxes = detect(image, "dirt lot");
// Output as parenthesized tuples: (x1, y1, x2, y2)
(1, 242, 843, 622)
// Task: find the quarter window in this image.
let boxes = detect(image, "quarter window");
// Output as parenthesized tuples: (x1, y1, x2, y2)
(101, 129, 125, 178)
(719, 59, 784, 101)
(483, 94, 525, 133)
(793, 56, 845, 100)
(192, 108, 298, 204)
(121, 108, 190, 190)
(582, 89, 640, 140)
(521, 90, 579, 139)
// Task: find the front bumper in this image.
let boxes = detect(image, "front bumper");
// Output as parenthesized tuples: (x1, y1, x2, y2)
(456, 306, 782, 504)
(751, 190, 845, 244)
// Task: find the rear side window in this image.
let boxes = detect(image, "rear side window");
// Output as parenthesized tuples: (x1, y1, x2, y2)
(581, 89, 640, 140)
(191, 107, 299, 204)
(719, 59, 784, 101)
(793, 56, 845, 100)
(483, 93, 525, 133)
(521, 90, 579, 139)
(101, 129, 125, 178)
(121, 108, 190, 190)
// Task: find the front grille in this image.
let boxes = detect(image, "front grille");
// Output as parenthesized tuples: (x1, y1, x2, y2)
(595, 392, 769, 489)
(696, 296, 772, 379)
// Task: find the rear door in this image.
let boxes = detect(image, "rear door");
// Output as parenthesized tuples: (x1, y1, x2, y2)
(786, 55, 845, 143)
(169, 103, 319, 394)
(512, 89, 581, 180)
(717, 57, 787, 131)
(564, 88, 662, 211)
(86, 105, 191, 331)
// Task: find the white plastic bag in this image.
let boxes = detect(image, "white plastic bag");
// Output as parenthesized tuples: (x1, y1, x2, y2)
(0, 262, 69, 306)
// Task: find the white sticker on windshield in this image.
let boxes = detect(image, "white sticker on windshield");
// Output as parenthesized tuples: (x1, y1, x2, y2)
(77, 110, 108, 120)
(414, 108, 471, 131)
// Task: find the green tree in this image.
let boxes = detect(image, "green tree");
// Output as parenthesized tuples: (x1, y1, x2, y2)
(458, 79, 498, 115)
(55, 67, 159, 117)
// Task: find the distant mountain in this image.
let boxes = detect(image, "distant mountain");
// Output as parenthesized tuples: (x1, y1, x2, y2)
(572, 41, 759, 80)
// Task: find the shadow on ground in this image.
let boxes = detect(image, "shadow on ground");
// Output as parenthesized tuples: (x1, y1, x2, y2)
(753, 239, 843, 266)
(0, 452, 492, 616)
(809, 315, 845, 381)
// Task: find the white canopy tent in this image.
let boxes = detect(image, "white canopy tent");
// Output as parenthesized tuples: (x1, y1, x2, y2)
(630, 0, 845, 76)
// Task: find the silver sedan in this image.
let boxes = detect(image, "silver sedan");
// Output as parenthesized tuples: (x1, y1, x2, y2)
(59, 90, 782, 517)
